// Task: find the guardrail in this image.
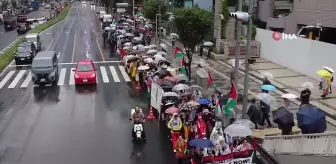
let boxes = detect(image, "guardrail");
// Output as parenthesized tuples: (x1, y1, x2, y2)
(262, 131, 336, 156)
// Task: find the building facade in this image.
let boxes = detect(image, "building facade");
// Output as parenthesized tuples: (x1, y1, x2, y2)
(258, 0, 336, 34)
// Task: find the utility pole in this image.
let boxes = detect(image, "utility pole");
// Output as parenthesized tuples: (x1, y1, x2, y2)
(234, 0, 242, 87)
(241, 0, 253, 118)
(214, 0, 221, 53)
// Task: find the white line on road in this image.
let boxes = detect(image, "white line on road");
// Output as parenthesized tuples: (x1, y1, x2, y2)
(57, 68, 67, 85)
(118, 66, 131, 82)
(69, 68, 75, 85)
(8, 70, 26, 88)
(99, 66, 109, 83)
(109, 66, 120, 82)
(21, 71, 32, 88)
(84, 30, 86, 34)
(0, 71, 15, 89)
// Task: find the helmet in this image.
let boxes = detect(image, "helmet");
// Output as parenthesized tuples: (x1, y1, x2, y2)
(135, 107, 140, 112)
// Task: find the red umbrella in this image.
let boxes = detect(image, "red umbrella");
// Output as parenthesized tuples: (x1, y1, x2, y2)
(165, 107, 180, 114)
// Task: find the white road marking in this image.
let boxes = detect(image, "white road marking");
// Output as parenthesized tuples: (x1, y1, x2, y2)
(57, 68, 67, 85)
(118, 66, 131, 82)
(8, 70, 26, 88)
(0, 71, 15, 89)
(109, 66, 120, 82)
(99, 66, 109, 83)
(69, 68, 75, 85)
(84, 30, 86, 34)
(21, 71, 32, 88)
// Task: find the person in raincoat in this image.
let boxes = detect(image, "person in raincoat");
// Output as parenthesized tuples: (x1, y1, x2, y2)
(247, 98, 261, 129)
(173, 136, 187, 163)
(320, 76, 331, 98)
(196, 116, 206, 139)
(167, 113, 183, 143)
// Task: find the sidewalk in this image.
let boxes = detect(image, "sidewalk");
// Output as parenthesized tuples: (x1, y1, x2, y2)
(160, 37, 336, 135)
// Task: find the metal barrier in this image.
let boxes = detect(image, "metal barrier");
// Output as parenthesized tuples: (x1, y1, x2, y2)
(262, 131, 336, 156)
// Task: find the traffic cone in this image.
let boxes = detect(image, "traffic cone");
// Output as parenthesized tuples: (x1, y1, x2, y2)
(136, 80, 141, 90)
(147, 106, 155, 120)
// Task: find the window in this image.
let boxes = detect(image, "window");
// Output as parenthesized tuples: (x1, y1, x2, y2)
(76, 64, 93, 72)
(32, 59, 53, 68)
(17, 46, 31, 53)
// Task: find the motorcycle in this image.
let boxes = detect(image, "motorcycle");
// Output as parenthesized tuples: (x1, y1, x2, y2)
(130, 109, 145, 142)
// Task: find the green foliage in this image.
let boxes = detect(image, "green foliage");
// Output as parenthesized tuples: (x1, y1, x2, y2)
(0, 5, 72, 71)
(252, 25, 257, 40)
(173, 6, 214, 51)
(143, 0, 168, 22)
(101, 0, 116, 9)
(235, 1, 248, 12)
(227, 0, 237, 6)
(221, 0, 229, 39)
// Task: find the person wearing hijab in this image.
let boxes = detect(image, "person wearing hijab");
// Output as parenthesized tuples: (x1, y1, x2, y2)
(167, 113, 183, 142)
(300, 88, 311, 107)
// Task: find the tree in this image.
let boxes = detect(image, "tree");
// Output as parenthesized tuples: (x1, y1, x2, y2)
(11, 0, 17, 14)
(143, 0, 168, 22)
(101, 0, 116, 13)
(174, 6, 214, 80)
(221, 0, 229, 39)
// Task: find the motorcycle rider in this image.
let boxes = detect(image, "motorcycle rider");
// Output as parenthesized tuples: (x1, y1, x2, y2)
(131, 107, 146, 140)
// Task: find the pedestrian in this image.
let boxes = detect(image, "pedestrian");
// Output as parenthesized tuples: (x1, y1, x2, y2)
(172, 36, 176, 47)
(174, 136, 187, 164)
(300, 88, 311, 107)
(247, 98, 261, 129)
(260, 100, 272, 128)
(102, 30, 108, 48)
(167, 113, 183, 142)
(278, 123, 294, 135)
(320, 75, 331, 98)
(199, 41, 204, 56)
(206, 46, 213, 60)
(262, 77, 272, 93)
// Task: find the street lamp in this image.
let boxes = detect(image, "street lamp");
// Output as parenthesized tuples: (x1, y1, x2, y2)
(155, 14, 160, 45)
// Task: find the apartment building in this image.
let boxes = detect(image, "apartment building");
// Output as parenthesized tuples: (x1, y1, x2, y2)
(258, 0, 336, 34)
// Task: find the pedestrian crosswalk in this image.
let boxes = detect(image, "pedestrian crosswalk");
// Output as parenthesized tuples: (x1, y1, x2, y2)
(0, 65, 131, 89)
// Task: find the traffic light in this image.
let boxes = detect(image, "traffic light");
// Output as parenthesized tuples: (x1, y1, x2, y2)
(229, 11, 250, 22)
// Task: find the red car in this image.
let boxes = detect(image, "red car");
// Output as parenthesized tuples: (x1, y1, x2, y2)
(73, 60, 97, 85)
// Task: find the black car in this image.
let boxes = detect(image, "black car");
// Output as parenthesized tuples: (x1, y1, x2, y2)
(14, 42, 37, 65)
(17, 23, 30, 34)
(17, 15, 27, 23)
(3, 18, 17, 31)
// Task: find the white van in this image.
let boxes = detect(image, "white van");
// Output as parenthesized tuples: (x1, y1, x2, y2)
(99, 11, 106, 21)
(103, 14, 112, 22)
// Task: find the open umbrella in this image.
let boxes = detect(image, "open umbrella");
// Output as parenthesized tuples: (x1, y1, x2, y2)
(281, 93, 298, 99)
(224, 123, 253, 137)
(301, 81, 314, 89)
(261, 85, 276, 91)
(323, 66, 334, 73)
(104, 27, 111, 31)
(156, 51, 167, 57)
(138, 65, 150, 71)
(123, 46, 131, 50)
(118, 30, 126, 34)
(165, 106, 180, 114)
(178, 103, 195, 111)
(117, 34, 125, 38)
(154, 69, 171, 78)
(133, 37, 142, 41)
(126, 56, 140, 63)
(158, 79, 174, 88)
(272, 107, 294, 126)
(189, 85, 203, 91)
(124, 42, 132, 47)
(144, 58, 154, 63)
(297, 105, 327, 134)
(170, 33, 179, 38)
(189, 139, 214, 148)
(172, 84, 189, 92)
(203, 41, 213, 46)
(163, 92, 180, 97)
(155, 56, 166, 63)
(176, 74, 188, 82)
(196, 97, 211, 105)
(143, 46, 150, 50)
(258, 93, 276, 105)
(261, 72, 274, 80)
(149, 44, 157, 49)
(187, 101, 200, 106)
(125, 33, 133, 37)
(160, 44, 167, 52)
(147, 49, 158, 55)
(153, 54, 162, 58)
(233, 119, 255, 129)
(317, 69, 332, 77)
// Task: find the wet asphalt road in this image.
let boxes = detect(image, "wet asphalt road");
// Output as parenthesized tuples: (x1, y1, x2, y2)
(0, 2, 176, 164)
(0, 8, 51, 51)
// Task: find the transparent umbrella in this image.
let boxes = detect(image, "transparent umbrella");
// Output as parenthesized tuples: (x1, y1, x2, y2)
(224, 123, 253, 137)
(172, 84, 189, 92)
(149, 44, 157, 49)
(176, 74, 188, 82)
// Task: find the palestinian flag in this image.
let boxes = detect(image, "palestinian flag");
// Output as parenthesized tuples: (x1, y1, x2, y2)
(112, 19, 117, 25)
(116, 49, 120, 56)
(223, 80, 238, 115)
(174, 47, 184, 59)
(180, 58, 187, 75)
(207, 72, 215, 88)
